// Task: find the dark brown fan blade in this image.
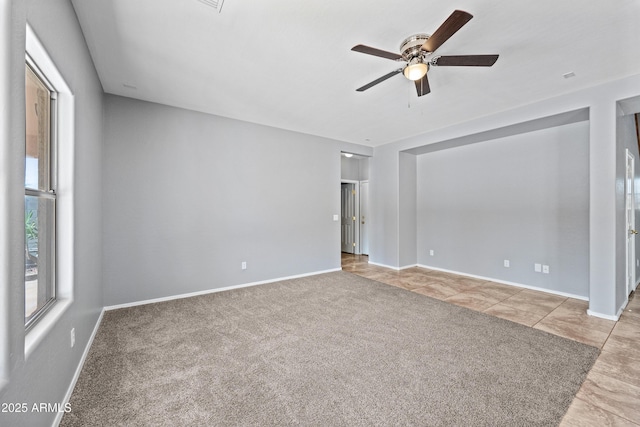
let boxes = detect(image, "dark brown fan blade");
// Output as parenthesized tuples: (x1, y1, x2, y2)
(351, 44, 403, 61)
(435, 55, 499, 66)
(414, 74, 431, 97)
(422, 10, 473, 53)
(356, 69, 403, 92)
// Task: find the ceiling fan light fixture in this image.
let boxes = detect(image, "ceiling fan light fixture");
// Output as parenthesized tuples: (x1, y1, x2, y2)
(403, 59, 428, 81)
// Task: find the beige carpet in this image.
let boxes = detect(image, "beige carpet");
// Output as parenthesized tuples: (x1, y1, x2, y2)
(61, 271, 598, 426)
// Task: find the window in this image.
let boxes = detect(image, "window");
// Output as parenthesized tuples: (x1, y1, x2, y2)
(24, 59, 57, 328)
(23, 23, 74, 354)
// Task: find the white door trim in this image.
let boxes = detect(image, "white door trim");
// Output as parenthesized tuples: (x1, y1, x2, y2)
(625, 149, 636, 296)
(359, 180, 369, 255)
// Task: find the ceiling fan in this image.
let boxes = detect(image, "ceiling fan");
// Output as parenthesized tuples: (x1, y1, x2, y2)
(351, 10, 499, 97)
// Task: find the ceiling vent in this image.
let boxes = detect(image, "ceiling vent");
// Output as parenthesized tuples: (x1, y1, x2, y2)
(197, 0, 225, 12)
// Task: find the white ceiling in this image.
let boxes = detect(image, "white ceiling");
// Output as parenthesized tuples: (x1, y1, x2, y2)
(70, 0, 640, 147)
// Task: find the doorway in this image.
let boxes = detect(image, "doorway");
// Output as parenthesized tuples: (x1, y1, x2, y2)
(626, 149, 636, 296)
(340, 180, 370, 255)
(340, 153, 370, 258)
(341, 182, 357, 253)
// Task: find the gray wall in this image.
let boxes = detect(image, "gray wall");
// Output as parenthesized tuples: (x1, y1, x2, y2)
(399, 153, 417, 268)
(369, 145, 400, 267)
(0, 0, 104, 426)
(369, 73, 640, 318)
(416, 121, 590, 297)
(359, 158, 370, 181)
(341, 156, 369, 181)
(103, 95, 346, 306)
(341, 157, 359, 181)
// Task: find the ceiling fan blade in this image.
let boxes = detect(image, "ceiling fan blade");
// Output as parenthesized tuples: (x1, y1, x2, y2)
(356, 69, 403, 92)
(422, 10, 473, 53)
(434, 55, 499, 66)
(414, 74, 431, 97)
(351, 44, 403, 61)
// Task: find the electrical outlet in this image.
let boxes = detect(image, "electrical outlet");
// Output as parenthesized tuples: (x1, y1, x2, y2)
(70, 328, 75, 348)
(542, 265, 550, 274)
(429, 250, 434, 256)
(241, 261, 247, 270)
(534, 263, 542, 273)
(637, 259, 639, 267)
(504, 260, 510, 268)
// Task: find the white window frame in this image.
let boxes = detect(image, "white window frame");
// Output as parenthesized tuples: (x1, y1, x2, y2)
(24, 24, 75, 358)
(0, 0, 12, 389)
(25, 55, 58, 329)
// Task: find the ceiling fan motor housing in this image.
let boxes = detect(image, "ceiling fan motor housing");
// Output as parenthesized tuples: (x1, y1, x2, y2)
(400, 34, 430, 61)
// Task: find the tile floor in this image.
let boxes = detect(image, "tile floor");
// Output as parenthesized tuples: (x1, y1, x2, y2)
(341, 253, 640, 426)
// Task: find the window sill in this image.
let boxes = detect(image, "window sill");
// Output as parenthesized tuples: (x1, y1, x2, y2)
(25, 298, 72, 359)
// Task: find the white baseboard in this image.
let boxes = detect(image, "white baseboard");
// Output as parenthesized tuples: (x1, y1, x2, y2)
(367, 261, 397, 270)
(368, 261, 418, 271)
(53, 308, 105, 427)
(417, 264, 589, 301)
(104, 268, 342, 311)
(587, 306, 623, 321)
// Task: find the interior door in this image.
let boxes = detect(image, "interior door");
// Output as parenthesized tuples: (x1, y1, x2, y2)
(360, 181, 369, 255)
(626, 150, 636, 295)
(341, 183, 356, 253)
